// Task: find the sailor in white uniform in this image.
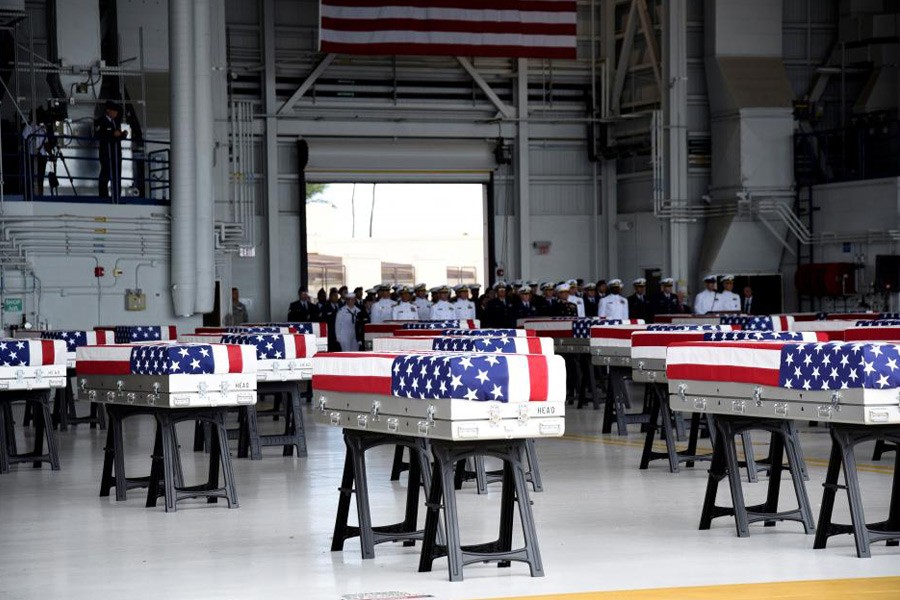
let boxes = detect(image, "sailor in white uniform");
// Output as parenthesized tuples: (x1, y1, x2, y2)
(412, 283, 432, 320)
(335, 292, 362, 351)
(391, 285, 420, 321)
(429, 285, 456, 320)
(717, 274, 741, 312)
(452, 284, 477, 320)
(369, 284, 396, 324)
(693, 275, 720, 315)
(567, 279, 586, 317)
(598, 278, 629, 320)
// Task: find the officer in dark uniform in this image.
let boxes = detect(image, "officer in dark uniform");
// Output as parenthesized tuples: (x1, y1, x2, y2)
(650, 277, 680, 319)
(514, 287, 538, 320)
(95, 100, 128, 199)
(319, 289, 343, 351)
(535, 282, 556, 316)
(583, 282, 600, 317)
(484, 281, 514, 327)
(627, 278, 652, 322)
(287, 287, 320, 322)
(552, 284, 579, 317)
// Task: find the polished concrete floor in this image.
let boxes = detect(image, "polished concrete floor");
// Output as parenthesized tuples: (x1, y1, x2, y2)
(1, 398, 898, 600)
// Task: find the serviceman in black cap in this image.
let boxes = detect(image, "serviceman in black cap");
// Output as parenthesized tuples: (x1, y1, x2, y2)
(95, 100, 128, 199)
(651, 277, 680, 318)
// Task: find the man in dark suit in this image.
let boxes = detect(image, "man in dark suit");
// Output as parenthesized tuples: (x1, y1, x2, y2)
(627, 278, 651, 322)
(742, 286, 758, 315)
(287, 288, 320, 322)
(650, 277, 680, 319)
(535, 282, 556, 316)
(95, 100, 128, 199)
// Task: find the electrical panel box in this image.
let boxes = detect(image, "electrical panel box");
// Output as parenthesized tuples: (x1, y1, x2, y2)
(125, 289, 147, 311)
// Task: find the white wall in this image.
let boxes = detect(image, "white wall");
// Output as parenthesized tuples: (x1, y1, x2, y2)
(0, 202, 201, 332)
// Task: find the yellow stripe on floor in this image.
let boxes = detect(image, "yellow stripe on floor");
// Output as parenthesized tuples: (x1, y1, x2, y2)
(478, 577, 900, 600)
(557, 433, 896, 475)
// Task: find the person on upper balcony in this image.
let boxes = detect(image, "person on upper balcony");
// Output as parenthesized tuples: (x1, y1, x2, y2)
(95, 100, 128, 199)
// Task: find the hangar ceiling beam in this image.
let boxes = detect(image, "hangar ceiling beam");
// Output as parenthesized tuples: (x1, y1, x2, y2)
(635, 0, 663, 98)
(610, 0, 638, 114)
(456, 57, 516, 120)
(277, 53, 336, 115)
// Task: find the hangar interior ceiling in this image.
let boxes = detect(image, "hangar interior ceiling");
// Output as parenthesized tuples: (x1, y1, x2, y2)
(0, 0, 897, 324)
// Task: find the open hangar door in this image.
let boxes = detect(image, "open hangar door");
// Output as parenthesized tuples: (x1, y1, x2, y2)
(296, 137, 496, 294)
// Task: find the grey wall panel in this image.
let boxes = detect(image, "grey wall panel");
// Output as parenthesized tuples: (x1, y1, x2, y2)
(531, 183, 593, 216)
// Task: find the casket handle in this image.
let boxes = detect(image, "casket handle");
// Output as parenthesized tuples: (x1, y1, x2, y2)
(329, 411, 341, 426)
(774, 402, 788, 416)
(356, 414, 368, 429)
(125, 392, 136, 404)
(387, 417, 399, 433)
(88, 389, 97, 401)
(693, 398, 706, 411)
(106, 390, 116, 402)
(731, 400, 745, 414)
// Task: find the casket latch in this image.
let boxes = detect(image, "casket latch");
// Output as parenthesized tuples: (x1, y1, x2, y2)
(79, 378, 87, 392)
(488, 403, 501, 425)
(418, 404, 436, 436)
(677, 383, 687, 401)
(517, 403, 529, 425)
(115, 380, 124, 392)
(370, 399, 381, 419)
(753, 386, 762, 406)
(317, 396, 327, 412)
(637, 360, 645, 372)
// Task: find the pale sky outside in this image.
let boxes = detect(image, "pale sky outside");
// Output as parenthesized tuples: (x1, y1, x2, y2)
(306, 183, 486, 287)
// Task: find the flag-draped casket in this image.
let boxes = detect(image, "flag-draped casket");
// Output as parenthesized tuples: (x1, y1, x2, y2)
(179, 333, 317, 381)
(76, 343, 257, 408)
(312, 351, 566, 440)
(666, 341, 900, 424)
(0, 338, 67, 390)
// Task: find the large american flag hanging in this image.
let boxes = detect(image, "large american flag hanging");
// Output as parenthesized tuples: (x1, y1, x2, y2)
(319, 0, 578, 59)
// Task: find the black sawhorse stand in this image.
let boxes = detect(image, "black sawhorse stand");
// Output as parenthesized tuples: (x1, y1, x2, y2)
(454, 439, 544, 493)
(700, 415, 815, 537)
(419, 439, 544, 582)
(146, 407, 239, 512)
(640, 383, 713, 473)
(392, 439, 545, 494)
(575, 355, 602, 410)
(872, 439, 898, 461)
(99, 404, 185, 501)
(332, 430, 434, 559)
(0, 390, 60, 473)
(602, 366, 650, 435)
(814, 424, 900, 557)
(237, 380, 307, 460)
(49, 371, 106, 431)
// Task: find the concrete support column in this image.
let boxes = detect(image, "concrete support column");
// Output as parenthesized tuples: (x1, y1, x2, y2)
(516, 58, 531, 281)
(262, 0, 278, 320)
(664, 0, 690, 288)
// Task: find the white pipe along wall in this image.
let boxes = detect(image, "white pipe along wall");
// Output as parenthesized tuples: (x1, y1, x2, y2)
(193, 0, 216, 314)
(169, 0, 198, 317)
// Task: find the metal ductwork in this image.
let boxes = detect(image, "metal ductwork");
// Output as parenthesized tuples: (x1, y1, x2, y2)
(169, 0, 197, 316)
(700, 0, 795, 273)
(839, 0, 900, 114)
(193, 0, 215, 314)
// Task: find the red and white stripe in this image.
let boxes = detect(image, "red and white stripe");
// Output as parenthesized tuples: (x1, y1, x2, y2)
(588, 325, 648, 348)
(0, 339, 66, 366)
(374, 335, 552, 354)
(319, 0, 577, 60)
(393, 328, 533, 338)
(75, 343, 257, 376)
(770, 315, 795, 331)
(632, 329, 825, 361)
(312, 351, 565, 401)
(843, 326, 900, 343)
(666, 341, 788, 386)
(791, 320, 852, 341)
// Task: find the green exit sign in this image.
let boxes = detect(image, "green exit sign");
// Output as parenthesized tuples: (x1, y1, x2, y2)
(3, 298, 23, 312)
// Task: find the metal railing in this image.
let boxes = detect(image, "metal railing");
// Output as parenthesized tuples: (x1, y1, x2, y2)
(13, 131, 170, 203)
